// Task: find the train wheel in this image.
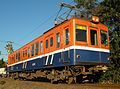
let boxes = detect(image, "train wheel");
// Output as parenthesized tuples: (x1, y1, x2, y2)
(76, 75, 83, 84)
(66, 77, 76, 84)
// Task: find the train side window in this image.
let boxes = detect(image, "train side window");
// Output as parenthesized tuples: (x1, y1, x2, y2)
(35, 42, 39, 55)
(16, 52, 20, 61)
(18, 52, 20, 61)
(28, 47, 30, 57)
(31, 44, 34, 56)
(16, 53, 17, 61)
(12, 55, 15, 62)
(23, 50, 27, 57)
(56, 33, 60, 48)
(46, 39, 48, 48)
(50, 37, 53, 47)
(90, 29, 98, 45)
(101, 30, 108, 46)
(40, 41, 43, 53)
(23, 51, 24, 57)
(16, 53, 18, 61)
(25, 50, 27, 57)
(65, 29, 70, 45)
(13, 55, 15, 62)
(76, 25, 87, 42)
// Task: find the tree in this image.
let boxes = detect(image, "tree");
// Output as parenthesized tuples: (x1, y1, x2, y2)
(74, 0, 120, 83)
(74, 0, 100, 18)
(99, 0, 120, 65)
(97, 0, 120, 83)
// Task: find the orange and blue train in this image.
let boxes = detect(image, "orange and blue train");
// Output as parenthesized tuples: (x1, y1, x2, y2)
(7, 16, 110, 83)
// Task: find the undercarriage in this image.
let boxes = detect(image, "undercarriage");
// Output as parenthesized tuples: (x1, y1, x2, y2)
(9, 65, 107, 84)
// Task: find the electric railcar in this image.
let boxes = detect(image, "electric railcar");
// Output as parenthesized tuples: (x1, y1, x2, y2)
(7, 16, 110, 83)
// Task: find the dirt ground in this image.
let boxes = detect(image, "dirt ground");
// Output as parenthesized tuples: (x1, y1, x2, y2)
(0, 78, 120, 89)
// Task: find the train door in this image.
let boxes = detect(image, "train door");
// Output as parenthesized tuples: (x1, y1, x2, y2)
(44, 35, 54, 66)
(61, 28, 70, 64)
(90, 28, 98, 46)
(89, 27, 100, 62)
(44, 37, 49, 66)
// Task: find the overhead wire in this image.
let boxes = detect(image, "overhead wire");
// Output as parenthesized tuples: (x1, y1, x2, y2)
(54, 6, 63, 21)
(17, 1, 75, 45)
(55, 1, 74, 20)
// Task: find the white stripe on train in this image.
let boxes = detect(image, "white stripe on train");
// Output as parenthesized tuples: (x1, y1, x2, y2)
(7, 46, 110, 67)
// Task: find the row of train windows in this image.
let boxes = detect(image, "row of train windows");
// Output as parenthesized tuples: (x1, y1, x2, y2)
(46, 29, 70, 48)
(76, 25, 108, 46)
(31, 29, 70, 57)
(11, 29, 70, 61)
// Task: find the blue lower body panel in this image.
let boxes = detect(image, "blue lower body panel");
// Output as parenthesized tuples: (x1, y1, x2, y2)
(75, 49, 109, 64)
(8, 49, 109, 72)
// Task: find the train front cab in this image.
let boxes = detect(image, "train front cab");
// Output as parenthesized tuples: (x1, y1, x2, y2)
(72, 18, 110, 69)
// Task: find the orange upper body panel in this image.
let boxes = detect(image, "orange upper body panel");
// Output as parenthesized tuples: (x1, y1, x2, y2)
(8, 17, 109, 65)
(8, 18, 74, 65)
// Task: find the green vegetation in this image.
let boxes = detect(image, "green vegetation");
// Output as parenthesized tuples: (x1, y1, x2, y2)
(98, 0, 120, 84)
(74, 0, 120, 83)
(0, 58, 6, 68)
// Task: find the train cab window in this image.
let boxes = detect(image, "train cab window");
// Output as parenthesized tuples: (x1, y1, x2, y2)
(50, 37, 53, 47)
(76, 25, 87, 42)
(56, 33, 60, 48)
(35, 42, 39, 55)
(40, 41, 43, 53)
(90, 30, 98, 45)
(31, 44, 34, 56)
(46, 39, 48, 48)
(65, 29, 70, 45)
(101, 30, 108, 46)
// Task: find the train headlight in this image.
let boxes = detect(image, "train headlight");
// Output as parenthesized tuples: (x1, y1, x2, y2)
(96, 18, 99, 22)
(92, 17, 95, 21)
(92, 16, 99, 23)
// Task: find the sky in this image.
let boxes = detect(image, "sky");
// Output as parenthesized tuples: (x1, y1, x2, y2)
(0, 0, 73, 61)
